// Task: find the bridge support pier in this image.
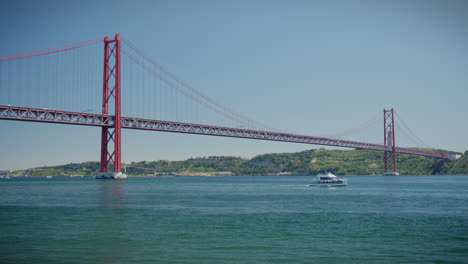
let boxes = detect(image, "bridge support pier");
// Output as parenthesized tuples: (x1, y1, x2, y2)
(383, 108, 399, 176)
(96, 171, 126, 179)
(96, 34, 126, 179)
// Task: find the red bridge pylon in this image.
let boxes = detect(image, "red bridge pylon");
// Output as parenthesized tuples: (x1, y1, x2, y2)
(97, 34, 125, 179)
(383, 108, 399, 176)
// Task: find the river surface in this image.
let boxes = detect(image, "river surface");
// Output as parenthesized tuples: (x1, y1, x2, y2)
(1, 175, 467, 264)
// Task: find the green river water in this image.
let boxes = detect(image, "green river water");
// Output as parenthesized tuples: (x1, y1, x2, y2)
(1, 175, 467, 263)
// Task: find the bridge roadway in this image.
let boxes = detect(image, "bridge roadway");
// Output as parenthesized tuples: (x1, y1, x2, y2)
(0, 104, 449, 159)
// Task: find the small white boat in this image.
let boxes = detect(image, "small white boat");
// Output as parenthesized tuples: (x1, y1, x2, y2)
(309, 172, 347, 187)
(383, 172, 400, 176)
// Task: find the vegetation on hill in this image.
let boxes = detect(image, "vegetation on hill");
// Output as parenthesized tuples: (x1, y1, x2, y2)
(9, 149, 467, 177)
(446, 151, 468, 174)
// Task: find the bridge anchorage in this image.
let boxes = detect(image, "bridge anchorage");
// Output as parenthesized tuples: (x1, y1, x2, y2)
(0, 34, 450, 178)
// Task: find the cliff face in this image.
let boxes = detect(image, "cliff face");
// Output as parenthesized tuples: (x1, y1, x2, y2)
(12, 149, 467, 176)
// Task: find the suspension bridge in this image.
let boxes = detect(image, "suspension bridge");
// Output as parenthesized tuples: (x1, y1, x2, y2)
(0, 34, 449, 178)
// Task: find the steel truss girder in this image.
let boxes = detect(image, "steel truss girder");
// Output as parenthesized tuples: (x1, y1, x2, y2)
(119, 116, 448, 159)
(0, 105, 112, 127)
(0, 105, 449, 160)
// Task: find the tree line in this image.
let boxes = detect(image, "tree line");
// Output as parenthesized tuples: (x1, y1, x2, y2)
(12, 149, 467, 176)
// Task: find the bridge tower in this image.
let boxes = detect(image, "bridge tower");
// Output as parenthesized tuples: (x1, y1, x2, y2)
(383, 108, 399, 175)
(96, 34, 126, 179)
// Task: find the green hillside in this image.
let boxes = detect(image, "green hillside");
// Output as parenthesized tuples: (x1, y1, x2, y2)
(447, 151, 468, 174)
(10, 149, 467, 177)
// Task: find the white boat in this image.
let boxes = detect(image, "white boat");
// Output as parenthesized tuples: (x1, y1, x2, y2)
(309, 172, 347, 187)
(383, 172, 400, 176)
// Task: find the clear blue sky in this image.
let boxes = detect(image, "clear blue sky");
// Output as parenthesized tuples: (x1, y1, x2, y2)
(1, 0, 467, 170)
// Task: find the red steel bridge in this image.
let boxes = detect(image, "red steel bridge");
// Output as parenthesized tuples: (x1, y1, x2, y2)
(0, 34, 449, 178)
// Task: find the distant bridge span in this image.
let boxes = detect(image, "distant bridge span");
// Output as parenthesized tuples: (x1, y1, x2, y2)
(0, 104, 448, 159)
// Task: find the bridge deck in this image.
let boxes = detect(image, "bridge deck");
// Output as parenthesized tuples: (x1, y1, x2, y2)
(0, 105, 448, 159)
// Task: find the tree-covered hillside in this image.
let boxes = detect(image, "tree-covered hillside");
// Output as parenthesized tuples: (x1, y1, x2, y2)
(10, 149, 467, 176)
(446, 151, 468, 174)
